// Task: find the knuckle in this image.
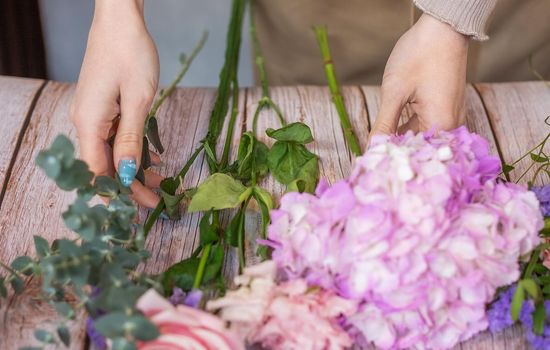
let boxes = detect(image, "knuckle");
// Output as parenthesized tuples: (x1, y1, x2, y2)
(115, 131, 142, 147)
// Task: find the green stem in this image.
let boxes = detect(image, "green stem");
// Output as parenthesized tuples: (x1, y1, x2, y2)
(193, 243, 212, 289)
(176, 145, 204, 182)
(145, 31, 209, 130)
(237, 201, 249, 273)
(144, 145, 204, 239)
(249, 0, 268, 98)
(144, 201, 165, 238)
(249, 0, 286, 137)
(206, 0, 246, 171)
(314, 25, 362, 157)
(531, 163, 550, 185)
(220, 78, 240, 169)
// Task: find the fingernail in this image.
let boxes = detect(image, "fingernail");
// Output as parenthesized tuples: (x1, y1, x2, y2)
(118, 159, 137, 187)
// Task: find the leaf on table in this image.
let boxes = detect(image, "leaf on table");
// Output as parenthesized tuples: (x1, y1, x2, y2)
(266, 122, 313, 143)
(160, 177, 186, 219)
(203, 244, 225, 284)
(233, 132, 269, 183)
(224, 209, 242, 248)
(199, 210, 218, 246)
(188, 173, 251, 212)
(267, 140, 319, 193)
(162, 257, 200, 293)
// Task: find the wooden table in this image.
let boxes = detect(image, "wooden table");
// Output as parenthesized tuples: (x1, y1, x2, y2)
(0, 75, 548, 349)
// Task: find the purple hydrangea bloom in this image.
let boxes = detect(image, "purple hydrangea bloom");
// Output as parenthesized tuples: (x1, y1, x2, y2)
(169, 287, 203, 308)
(487, 286, 516, 333)
(267, 127, 543, 349)
(531, 185, 550, 216)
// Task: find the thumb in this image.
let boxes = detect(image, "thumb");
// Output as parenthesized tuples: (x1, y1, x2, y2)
(370, 88, 407, 138)
(113, 89, 154, 187)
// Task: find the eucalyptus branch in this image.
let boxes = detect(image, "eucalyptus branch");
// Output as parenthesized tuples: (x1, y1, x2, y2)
(314, 25, 362, 157)
(145, 31, 209, 130)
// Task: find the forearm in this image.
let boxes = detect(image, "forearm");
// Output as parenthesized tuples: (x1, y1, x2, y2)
(93, 0, 145, 26)
(413, 0, 498, 40)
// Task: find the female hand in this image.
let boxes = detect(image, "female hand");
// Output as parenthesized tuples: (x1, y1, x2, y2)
(71, 0, 162, 208)
(371, 13, 469, 136)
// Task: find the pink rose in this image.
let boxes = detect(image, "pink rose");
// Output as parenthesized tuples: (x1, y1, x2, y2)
(136, 289, 244, 350)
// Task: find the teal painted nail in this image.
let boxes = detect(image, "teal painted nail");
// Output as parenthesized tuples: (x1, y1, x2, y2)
(118, 159, 137, 187)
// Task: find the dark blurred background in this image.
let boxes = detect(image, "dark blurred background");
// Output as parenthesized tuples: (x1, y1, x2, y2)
(0, 0, 47, 79)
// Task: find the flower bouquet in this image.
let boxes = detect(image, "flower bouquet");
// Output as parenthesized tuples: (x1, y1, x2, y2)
(1, 0, 549, 349)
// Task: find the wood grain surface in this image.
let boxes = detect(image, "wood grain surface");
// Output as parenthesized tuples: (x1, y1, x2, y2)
(0, 76, 548, 349)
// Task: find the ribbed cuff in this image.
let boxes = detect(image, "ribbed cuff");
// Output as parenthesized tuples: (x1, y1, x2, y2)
(413, 0, 497, 41)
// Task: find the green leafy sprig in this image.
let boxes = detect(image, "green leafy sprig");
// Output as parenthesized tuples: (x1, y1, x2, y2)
(2, 136, 160, 350)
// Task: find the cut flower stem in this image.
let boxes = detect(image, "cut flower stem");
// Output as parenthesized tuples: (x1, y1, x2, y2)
(314, 25, 362, 157)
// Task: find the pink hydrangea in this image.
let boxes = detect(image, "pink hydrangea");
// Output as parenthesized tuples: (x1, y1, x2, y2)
(266, 127, 543, 349)
(207, 261, 357, 350)
(136, 289, 244, 350)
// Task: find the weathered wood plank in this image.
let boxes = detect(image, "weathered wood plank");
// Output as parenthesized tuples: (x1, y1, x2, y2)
(361, 84, 528, 350)
(0, 76, 45, 203)
(475, 81, 550, 185)
(0, 82, 87, 350)
(243, 86, 369, 266)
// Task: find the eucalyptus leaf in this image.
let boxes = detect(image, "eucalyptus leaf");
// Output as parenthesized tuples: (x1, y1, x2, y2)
(34, 329, 54, 344)
(57, 325, 70, 346)
(33, 236, 50, 258)
(95, 176, 119, 198)
(11, 256, 33, 273)
(188, 173, 250, 212)
(53, 302, 75, 319)
(266, 122, 313, 143)
(111, 338, 137, 350)
(95, 312, 159, 340)
(55, 160, 94, 191)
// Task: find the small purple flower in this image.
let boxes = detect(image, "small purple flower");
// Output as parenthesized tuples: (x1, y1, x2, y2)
(531, 185, 550, 216)
(519, 300, 550, 350)
(169, 287, 203, 308)
(487, 286, 516, 333)
(532, 185, 550, 216)
(86, 317, 107, 350)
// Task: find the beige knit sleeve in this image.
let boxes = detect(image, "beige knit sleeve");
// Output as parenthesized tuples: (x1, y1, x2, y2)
(413, 0, 497, 40)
